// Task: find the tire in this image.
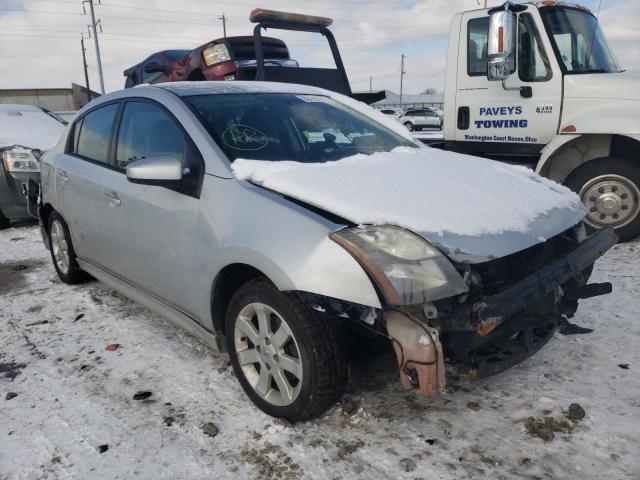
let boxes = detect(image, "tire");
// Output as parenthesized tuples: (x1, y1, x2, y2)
(0, 210, 9, 230)
(225, 279, 348, 422)
(47, 211, 89, 284)
(403, 121, 414, 132)
(564, 157, 640, 242)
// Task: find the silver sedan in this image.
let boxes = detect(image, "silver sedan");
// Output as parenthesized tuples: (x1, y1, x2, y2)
(37, 81, 613, 421)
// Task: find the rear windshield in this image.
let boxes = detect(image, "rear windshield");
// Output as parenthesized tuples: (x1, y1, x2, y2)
(184, 93, 416, 163)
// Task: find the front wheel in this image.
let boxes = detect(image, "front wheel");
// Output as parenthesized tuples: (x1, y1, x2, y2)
(564, 157, 640, 242)
(225, 279, 348, 422)
(403, 121, 414, 132)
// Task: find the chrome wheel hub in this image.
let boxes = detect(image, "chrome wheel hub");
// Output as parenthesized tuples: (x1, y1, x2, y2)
(50, 219, 70, 274)
(234, 302, 303, 406)
(580, 174, 640, 229)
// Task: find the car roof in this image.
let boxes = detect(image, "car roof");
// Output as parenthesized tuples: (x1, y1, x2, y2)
(151, 80, 328, 97)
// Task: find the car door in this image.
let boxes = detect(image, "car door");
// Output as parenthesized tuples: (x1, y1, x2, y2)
(54, 102, 119, 263)
(99, 99, 206, 318)
(454, 7, 562, 158)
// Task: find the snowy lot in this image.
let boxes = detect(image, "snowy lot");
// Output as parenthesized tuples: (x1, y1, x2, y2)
(1, 225, 639, 480)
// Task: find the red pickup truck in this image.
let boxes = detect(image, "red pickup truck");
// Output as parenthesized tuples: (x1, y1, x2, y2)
(124, 36, 297, 87)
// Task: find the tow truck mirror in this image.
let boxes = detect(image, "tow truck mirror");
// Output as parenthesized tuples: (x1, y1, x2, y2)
(487, 10, 514, 81)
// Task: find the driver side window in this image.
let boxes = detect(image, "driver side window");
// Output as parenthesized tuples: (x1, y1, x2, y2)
(518, 13, 552, 81)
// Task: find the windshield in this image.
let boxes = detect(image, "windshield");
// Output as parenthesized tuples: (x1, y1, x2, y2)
(540, 6, 621, 74)
(184, 93, 416, 163)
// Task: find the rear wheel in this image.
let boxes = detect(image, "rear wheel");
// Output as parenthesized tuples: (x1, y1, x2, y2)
(564, 157, 640, 242)
(225, 279, 348, 421)
(47, 212, 89, 284)
(403, 121, 414, 132)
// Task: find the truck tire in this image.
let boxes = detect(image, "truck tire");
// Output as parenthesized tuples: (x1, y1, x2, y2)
(47, 211, 90, 284)
(564, 157, 640, 242)
(225, 279, 348, 422)
(403, 121, 414, 132)
(0, 210, 9, 230)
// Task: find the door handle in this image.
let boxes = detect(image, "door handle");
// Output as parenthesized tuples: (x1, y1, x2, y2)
(104, 191, 121, 207)
(56, 170, 69, 183)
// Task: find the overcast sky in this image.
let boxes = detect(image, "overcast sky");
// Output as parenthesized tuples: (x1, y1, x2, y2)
(0, 0, 638, 94)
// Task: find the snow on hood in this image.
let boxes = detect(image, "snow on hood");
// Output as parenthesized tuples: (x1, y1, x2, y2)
(0, 106, 65, 151)
(232, 147, 587, 262)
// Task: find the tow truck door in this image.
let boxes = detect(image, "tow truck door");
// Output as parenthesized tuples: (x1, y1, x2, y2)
(453, 7, 562, 161)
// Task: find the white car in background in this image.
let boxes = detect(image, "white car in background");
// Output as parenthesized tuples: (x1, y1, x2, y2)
(398, 108, 442, 131)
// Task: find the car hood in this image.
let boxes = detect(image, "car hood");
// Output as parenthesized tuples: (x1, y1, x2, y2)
(563, 70, 640, 101)
(232, 147, 586, 263)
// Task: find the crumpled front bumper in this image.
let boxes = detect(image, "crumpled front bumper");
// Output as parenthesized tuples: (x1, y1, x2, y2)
(472, 227, 616, 338)
(385, 227, 616, 394)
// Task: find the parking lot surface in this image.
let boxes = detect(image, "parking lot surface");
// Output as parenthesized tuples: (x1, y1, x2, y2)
(1, 225, 639, 479)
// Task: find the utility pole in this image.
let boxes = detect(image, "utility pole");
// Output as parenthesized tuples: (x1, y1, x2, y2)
(219, 12, 227, 38)
(83, 0, 104, 95)
(80, 35, 91, 102)
(369, 76, 372, 93)
(399, 54, 406, 110)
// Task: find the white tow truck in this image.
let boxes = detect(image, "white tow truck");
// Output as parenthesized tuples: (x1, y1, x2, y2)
(439, 1, 640, 241)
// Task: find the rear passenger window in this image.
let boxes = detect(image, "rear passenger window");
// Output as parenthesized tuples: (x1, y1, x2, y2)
(76, 104, 118, 163)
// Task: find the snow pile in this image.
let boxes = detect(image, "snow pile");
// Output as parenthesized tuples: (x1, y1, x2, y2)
(0, 105, 65, 151)
(232, 147, 585, 237)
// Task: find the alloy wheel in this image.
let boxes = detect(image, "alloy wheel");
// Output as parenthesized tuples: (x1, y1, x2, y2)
(50, 219, 70, 274)
(233, 302, 303, 406)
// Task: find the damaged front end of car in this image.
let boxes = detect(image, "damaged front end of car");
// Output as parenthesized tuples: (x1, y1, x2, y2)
(325, 222, 616, 395)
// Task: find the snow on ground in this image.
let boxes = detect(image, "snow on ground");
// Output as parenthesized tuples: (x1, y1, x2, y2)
(1, 225, 639, 480)
(232, 147, 584, 237)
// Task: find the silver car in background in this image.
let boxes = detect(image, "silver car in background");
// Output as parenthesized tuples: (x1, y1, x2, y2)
(0, 104, 66, 228)
(398, 108, 442, 131)
(37, 82, 614, 421)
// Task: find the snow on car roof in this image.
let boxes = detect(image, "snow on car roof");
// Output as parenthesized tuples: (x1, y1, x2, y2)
(0, 104, 66, 151)
(0, 104, 45, 113)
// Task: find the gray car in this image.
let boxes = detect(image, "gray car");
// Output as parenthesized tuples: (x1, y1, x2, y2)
(37, 82, 615, 421)
(1, 104, 66, 228)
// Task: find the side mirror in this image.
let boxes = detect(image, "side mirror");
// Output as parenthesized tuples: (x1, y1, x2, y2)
(126, 156, 183, 184)
(487, 10, 514, 81)
(143, 62, 166, 74)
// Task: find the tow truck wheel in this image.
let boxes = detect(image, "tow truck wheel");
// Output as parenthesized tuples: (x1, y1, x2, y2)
(403, 121, 414, 132)
(564, 157, 640, 242)
(0, 210, 9, 230)
(225, 279, 348, 421)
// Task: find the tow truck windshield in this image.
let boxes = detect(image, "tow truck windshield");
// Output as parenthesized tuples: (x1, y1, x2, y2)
(540, 6, 621, 74)
(185, 93, 416, 163)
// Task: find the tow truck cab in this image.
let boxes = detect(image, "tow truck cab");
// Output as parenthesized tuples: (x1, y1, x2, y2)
(443, 1, 640, 241)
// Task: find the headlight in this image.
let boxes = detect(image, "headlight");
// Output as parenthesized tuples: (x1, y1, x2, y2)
(330, 225, 468, 305)
(2, 150, 39, 173)
(203, 43, 230, 66)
